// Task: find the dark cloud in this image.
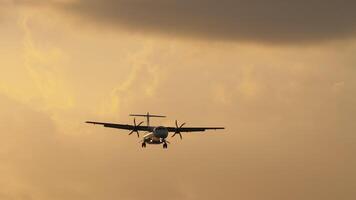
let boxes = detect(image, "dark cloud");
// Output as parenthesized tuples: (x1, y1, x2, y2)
(59, 0, 356, 43)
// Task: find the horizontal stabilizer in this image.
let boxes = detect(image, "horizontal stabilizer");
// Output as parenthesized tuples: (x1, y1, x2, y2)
(130, 113, 166, 118)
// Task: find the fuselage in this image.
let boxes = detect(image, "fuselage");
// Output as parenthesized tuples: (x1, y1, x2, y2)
(143, 126, 168, 144)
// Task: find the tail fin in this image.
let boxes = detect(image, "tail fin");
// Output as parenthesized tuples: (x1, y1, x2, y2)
(129, 112, 166, 127)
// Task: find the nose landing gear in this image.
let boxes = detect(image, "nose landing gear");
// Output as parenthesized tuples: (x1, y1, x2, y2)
(163, 142, 168, 149)
(141, 142, 146, 148)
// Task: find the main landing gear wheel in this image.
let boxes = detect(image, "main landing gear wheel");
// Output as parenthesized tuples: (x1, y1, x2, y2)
(163, 143, 168, 149)
(141, 143, 146, 148)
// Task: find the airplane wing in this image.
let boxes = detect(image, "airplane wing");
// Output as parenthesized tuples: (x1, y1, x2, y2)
(166, 127, 225, 132)
(85, 121, 151, 132)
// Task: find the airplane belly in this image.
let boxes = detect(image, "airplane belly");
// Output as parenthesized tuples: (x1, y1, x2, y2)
(144, 136, 161, 144)
(143, 133, 160, 144)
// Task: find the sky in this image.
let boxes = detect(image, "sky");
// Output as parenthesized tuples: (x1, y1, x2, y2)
(0, 1, 356, 200)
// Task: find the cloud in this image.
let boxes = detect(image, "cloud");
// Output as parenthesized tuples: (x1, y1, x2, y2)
(97, 40, 163, 118)
(50, 0, 356, 44)
(20, 14, 74, 111)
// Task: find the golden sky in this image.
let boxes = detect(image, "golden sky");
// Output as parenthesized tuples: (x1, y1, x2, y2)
(0, 1, 355, 200)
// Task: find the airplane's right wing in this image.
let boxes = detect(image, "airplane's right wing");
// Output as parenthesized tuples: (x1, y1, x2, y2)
(166, 126, 225, 133)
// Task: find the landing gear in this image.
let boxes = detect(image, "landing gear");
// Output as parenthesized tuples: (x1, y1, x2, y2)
(163, 143, 168, 149)
(141, 142, 146, 148)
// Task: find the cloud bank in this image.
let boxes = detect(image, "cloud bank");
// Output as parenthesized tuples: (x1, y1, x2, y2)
(57, 0, 356, 43)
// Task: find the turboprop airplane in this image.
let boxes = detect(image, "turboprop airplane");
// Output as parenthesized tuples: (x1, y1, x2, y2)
(86, 112, 225, 148)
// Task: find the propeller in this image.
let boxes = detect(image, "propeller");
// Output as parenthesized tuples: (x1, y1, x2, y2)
(172, 120, 186, 140)
(129, 118, 144, 138)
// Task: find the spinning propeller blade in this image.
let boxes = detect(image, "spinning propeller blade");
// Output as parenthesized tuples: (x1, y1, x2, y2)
(128, 118, 143, 138)
(172, 120, 185, 140)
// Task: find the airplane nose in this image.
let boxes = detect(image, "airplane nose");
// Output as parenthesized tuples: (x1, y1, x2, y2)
(163, 129, 169, 138)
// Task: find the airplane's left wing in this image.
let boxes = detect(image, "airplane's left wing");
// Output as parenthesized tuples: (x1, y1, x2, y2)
(166, 127, 225, 132)
(86, 121, 151, 132)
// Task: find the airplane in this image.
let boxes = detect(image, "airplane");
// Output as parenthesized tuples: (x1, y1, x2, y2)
(86, 112, 225, 148)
